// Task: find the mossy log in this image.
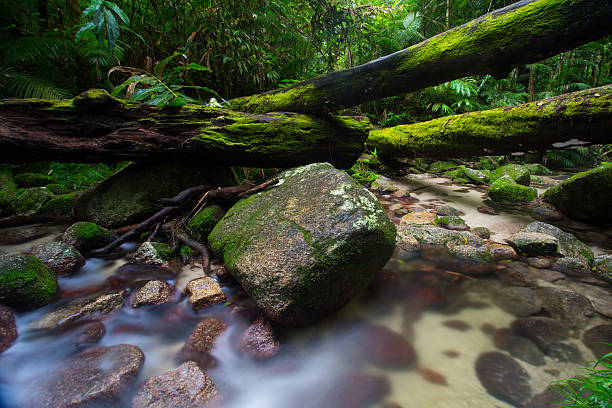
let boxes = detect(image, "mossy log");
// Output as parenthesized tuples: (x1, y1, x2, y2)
(0, 90, 370, 169)
(367, 85, 612, 159)
(230, 0, 612, 114)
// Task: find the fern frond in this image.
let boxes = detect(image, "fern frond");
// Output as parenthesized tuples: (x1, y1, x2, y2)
(0, 34, 75, 64)
(0, 65, 72, 99)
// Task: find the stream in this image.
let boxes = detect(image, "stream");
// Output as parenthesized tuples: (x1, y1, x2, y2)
(0, 172, 610, 408)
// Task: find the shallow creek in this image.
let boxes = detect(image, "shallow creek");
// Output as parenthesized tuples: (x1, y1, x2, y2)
(0, 172, 610, 408)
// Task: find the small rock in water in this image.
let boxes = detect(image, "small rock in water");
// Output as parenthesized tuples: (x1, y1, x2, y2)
(538, 287, 594, 328)
(0, 304, 17, 354)
(524, 222, 594, 264)
(442, 349, 460, 358)
(72, 321, 106, 347)
(475, 351, 531, 406)
(239, 316, 280, 359)
(324, 373, 391, 408)
(477, 206, 498, 215)
(400, 211, 436, 225)
(433, 205, 459, 216)
(435, 215, 469, 231)
(493, 328, 546, 366)
(180, 317, 228, 369)
(442, 319, 471, 331)
(492, 286, 542, 317)
(418, 367, 448, 386)
(26, 344, 144, 408)
(26, 241, 85, 276)
(531, 205, 564, 222)
(130, 242, 173, 268)
(32, 289, 124, 330)
(0, 224, 57, 245)
(507, 232, 558, 256)
(551, 257, 591, 277)
(545, 342, 582, 363)
(593, 255, 612, 284)
(130, 280, 173, 308)
(582, 324, 612, 359)
(485, 242, 518, 261)
(526, 257, 553, 269)
(510, 317, 569, 349)
(472, 227, 490, 239)
(131, 361, 220, 408)
(358, 323, 416, 368)
(186, 277, 226, 311)
(481, 323, 496, 336)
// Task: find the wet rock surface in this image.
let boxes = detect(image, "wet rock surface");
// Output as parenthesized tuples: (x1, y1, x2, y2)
(26, 344, 144, 408)
(0, 304, 17, 354)
(186, 276, 226, 311)
(26, 241, 85, 276)
(318, 373, 391, 408)
(507, 232, 558, 256)
(72, 321, 106, 347)
(357, 323, 416, 368)
(180, 317, 228, 369)
(475, 351, 532, 406)
(545, 342, 582, 363)
(239, 316, 280, 359)
(582, 324, 612, 359)
(538, 287, 594, 328)
(0, 224, 58, 245)
(492, 286, 542, 317)
(32, 289, 125, 330)
(0, 253, 57, 310)
(131, 361, 220, 408)
(129, 242, 173, 268)
(130, 280, 172, 308)
(493, 328, 545, 366)
(511, 317, 570, 350)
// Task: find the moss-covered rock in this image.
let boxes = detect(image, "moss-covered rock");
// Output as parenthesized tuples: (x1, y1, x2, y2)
(130, 242, 173, 267)
(208, 163, 396, 326)
(74, 163, 234, 228)
(435, 215, 469, 231)
(40, 192, 79, 217)
(442, 168, 465, 180)
(188, 205, 226, 240)
(490, 164, 531, 186)
(429, 161, 458, 173)
(0, 166, 17, 217)
(63, 222, 114, 253)
(13, 173, 55, 188)
(523, 222, 593, 264)
(45, 183, 72, 195)
(11, 187, 53, 215)
(507, 232, 558, 256)
(0, 254, 57, 310)
(524, 164, 552, 175)
(488, 176, 537, 203)
(463, 167, 490, 184)
(472, 227, 491, 239)
(433, 205, 459, 216)
(26, 241, 85, 276)
(593, 255, 612, 284)
(542, 163, 612, 223)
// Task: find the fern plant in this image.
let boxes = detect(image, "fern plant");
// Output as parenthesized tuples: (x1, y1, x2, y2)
(75, 0, 129, 53)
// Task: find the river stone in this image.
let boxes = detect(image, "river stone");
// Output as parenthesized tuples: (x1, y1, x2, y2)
(186, 277, 226, 311)
(398, 224, 482, 249)
(208, 163, 396, 326)
(446, 243, 491, 264)
(524, 164, 552, 175)
(433, 205, 459, 216)
(357, 323, 416, 368)
(493, 328, 546, 366)
(492, 286, 541, 317)
(11, 187, 53, 215)
(523, 222, 593, 264)
(463, 167, 489, 184)
(400, 211, 436, 225)
(26, 241, 85, 276)
(545, 342, 582, 363)
(131, 361, 220, 408)
(538, 287, 594, 328)
(507, 231, 558, 256)
(593, 255, 612, 284)
(485, 242, 518, 261)
(0, 254, 57, 310)
(435, 215, 469, 231)
(130, 280, 172, 308)
(472, 227, 490, 239)
(74, 162, 233, 228)
(180, 317, 228, 369)
(62, 221, 114, 253)
(491, 164, 531, 186)
(475, 351, 531, 406)
(429, 161, 458, 173)
(40, 192, 79, 217)
(27, 344, 144, 408)
(0, 304, 17, 354)
(582, 324, 612, 359)
(239, 316, 280, 359)
(73, 321, 106, 347)
(130, 242, 173, 268)
(551, 257, 591, 277)
(511, 317, 570, 349)
(543, 162, 612, 223)
(488, 176, 537, 203)
(322, 373, 391, 408)
(32, 289, 125, 330)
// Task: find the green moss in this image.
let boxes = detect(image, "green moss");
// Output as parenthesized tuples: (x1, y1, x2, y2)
(13, 173, 55, 188)
(11, 187, 52, 215)
(40, 192, 79, 216)
(488, 175, 538, 203)
(435, 215, 468, 230)
(429, 161, 458, 173)
(230, 84, 329, 114)
(63, 221, 114, 252)
(188, 205, 226, 241)
(0, 254, 57, 310)
(524, 163, 552, 175)
(491, 164, 531, 186)
(0, 166, 17, 216)
(45, 183, 72, 195)
(150, 242, 173, 261)
(179, 245, 194, 259)
(443, 168, 465, 179)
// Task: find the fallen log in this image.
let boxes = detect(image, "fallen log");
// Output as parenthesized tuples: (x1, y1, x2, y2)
(366, 85, 612, 160)
(230, 0, 612, 114)
(0, 89, 370, 168)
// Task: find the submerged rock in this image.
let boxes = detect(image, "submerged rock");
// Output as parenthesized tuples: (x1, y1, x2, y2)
(322, 373, 391, 408)
(72, 321, 106, 347)
(493, 328, 545, 366)
(130, 280, 173, 308)
(491, 164, 531, 186)
(543, 163, 612, 223)
(186, 277, 226, 311)
(545, 342, 582, 363)
(488, 175, 537, 203)
(74, 162, 233, 228)
(62, 221, 114, 253)
(180, 317, 228, 369)
(208, 163, 396, 326)
(188, 205, 226, 240)
(239, 316, 280, 359)
(582, 324, 612, 359)
(27, 344, 144, 408)
(26, 241, 85, 276)
(539, 288, 594, 329)
(492, 286, 541, 317)
(131, 361, 220, 408)
(0, 304, 17, 354)
(32, 289, 124, 330)
(0, 254, 57, 310)
(511, 317, 569, 349)
(475, 351, 531, 406)
(357, 323, 416, 368)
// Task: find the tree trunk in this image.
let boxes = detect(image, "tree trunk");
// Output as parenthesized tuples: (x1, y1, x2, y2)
(230, 0, 612, 115)
(366, 85, 612, 160)
(0, 90, 369, 169)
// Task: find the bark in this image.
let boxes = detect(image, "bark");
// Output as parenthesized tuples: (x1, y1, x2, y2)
(230, 0, 612, 115)
(0, 90, 370, 169)
(366, 85, 612, 160)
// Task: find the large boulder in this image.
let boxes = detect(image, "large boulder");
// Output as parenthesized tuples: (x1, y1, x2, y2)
(543, 163, 612, 223)
(26, 241, 85, 276)
(488, 176, 537, 203)
(208, 163, 396, 325)
(188, 205, 226, 240)
(0, 254, 57, 310)
(74, 163, 233, 228)
(491, 164, 531, 186)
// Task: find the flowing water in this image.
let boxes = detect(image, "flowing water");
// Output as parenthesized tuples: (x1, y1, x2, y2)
(0, 172, 610, 408)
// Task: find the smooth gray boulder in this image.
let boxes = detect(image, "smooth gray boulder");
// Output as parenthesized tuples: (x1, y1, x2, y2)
(208, 163, 396, 326)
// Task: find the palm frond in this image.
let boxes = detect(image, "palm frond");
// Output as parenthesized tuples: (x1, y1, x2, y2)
(0, 65, 72, 99)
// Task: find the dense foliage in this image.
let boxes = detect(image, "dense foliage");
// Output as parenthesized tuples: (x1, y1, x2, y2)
(1, 0, 609, 122)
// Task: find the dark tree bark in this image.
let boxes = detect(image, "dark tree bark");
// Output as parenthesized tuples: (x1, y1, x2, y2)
(0, 90, 370, 169)
(366, 85, 612, 160)
(230, 0, 612, 114)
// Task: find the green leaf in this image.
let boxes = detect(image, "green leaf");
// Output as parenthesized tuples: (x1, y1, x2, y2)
(75, 22, 95, 43)
(153, 51, 184, 77)
(104, 1, 129, 24)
